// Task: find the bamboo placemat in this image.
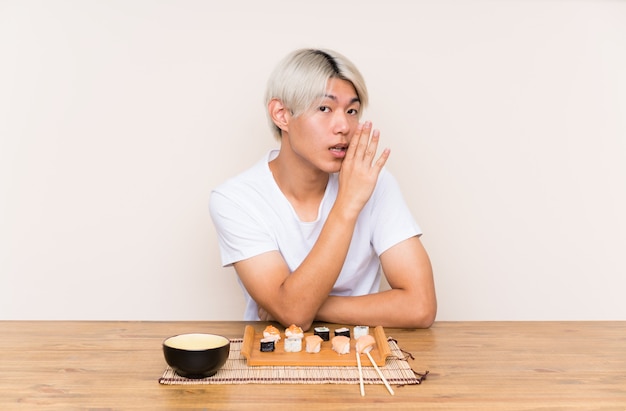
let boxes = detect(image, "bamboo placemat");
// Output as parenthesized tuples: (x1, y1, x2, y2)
(159, 337, 427, 385)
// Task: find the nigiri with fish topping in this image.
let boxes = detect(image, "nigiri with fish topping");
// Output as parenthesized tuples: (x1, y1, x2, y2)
(331, 335, 351, 355)
(305, 335, 323, 353)
(263, 325, 281, 341)
(356, 334, 376, 354)
(285, 324, 304, 339)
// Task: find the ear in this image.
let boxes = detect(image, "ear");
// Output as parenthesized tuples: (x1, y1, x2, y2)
(268, 98, 290, 134)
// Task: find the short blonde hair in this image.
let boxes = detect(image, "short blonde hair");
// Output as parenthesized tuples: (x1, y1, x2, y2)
(265, 48, 368, 139)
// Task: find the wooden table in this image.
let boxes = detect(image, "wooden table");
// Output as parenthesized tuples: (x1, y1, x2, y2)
(0, 321, 624, 410)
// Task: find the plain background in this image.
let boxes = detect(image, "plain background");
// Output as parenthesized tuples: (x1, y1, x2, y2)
(1, 0, 625, 321)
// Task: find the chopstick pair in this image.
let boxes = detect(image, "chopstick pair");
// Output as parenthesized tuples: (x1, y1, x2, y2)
(356, 349, 395, 396)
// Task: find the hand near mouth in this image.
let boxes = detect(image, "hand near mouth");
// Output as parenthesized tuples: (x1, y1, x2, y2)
(336, 121, 390, 216)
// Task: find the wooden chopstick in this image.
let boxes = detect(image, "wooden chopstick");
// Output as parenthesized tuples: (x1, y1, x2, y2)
(365, 351, 395, 396)
(356, 350, 365, 396)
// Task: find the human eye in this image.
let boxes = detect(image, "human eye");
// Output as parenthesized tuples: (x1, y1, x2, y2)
(318, 106, 331, 113)
(347, 108, 359, 116)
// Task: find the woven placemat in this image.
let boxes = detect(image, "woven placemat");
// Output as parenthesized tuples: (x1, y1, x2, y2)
(159, 337, 427, 385)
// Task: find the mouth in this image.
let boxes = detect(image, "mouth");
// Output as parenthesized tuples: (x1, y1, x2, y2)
(329, 144, 348, 153)
(329, 144, 348, 159)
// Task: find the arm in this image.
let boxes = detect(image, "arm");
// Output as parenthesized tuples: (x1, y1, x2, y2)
(233, 123, 389, 331)
(315, 235, 437, 328)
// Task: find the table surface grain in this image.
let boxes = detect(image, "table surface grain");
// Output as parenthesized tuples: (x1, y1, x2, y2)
(0, 320, 624, 410)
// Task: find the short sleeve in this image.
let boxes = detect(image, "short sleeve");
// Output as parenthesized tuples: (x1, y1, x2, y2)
(209, 190, 278, 267)
(369, 169, 422, 255)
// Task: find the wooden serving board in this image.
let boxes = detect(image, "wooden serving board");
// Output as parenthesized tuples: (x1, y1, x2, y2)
(240, 325, 392, 367)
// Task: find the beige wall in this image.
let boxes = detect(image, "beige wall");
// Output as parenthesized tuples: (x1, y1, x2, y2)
(2, 0, 625, 320)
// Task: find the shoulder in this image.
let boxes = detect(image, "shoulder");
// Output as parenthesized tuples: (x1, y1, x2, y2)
(211, 151, 275, 198)
(377, 167, 397, 186)
(209, 150, 285, 223)
(371, 167, 402, 199)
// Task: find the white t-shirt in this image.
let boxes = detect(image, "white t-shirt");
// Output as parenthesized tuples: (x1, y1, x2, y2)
(209, 150, 422, 320)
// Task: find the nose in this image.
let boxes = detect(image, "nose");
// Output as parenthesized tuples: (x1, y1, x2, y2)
(333, 112, 350, 135)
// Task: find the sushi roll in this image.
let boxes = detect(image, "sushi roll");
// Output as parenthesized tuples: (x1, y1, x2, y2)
(263, 325, 281, 341)
(284, 337, 302, 352)
(334, 327, 350, 338)
(285, 324, 304, 339)
(356, 334, 376, 354)
(353, 325, 369, 340)
(331, 335, 351, 355)
(260, 337, 276, 352)
(305, 335, 323, 353)
(314, 326, 330, 341)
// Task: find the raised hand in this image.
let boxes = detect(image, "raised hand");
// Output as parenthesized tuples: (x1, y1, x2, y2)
(336, 121, 390, 216)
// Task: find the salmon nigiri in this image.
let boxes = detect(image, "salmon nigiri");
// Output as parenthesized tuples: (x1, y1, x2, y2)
(356, 334, 376, 354)
(305, 335, 323, 353)
(285, 324, 304, 339)
(331, 335, 351, 355)
(263, 325, 281, 341)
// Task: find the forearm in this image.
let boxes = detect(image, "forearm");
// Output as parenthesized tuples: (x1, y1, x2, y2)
(315, 288, 437, 329)
(268, 205, 359, 328)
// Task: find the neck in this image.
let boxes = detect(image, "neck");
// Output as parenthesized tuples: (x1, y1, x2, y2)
(269, 148, 329, 222)
(269, 152, 328, 202)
